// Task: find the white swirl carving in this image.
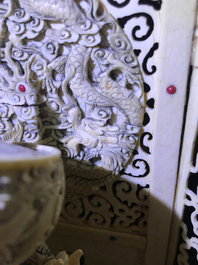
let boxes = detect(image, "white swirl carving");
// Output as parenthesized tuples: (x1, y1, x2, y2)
(30, 54, 48, 77)
(11, 47, 29, 61)
(4, 93, 26, 105)
(26, 17, 45, 32)
(9, 8, 30, 22)
(26, 93, 47, 105)
(90, 107, 112, 122)
(73, 20, 100, 35)
(7, 20, 25, 35)
(93, 48, 110, 60)
(46, 28, 79, 44)
(60, 29, 71, 39)
(42, 41, 59, 61)
(109, 32, 131, 51)
(23, 131, 40, 143)
(14, 106, 40, 121)
(79, 33, 101, 47)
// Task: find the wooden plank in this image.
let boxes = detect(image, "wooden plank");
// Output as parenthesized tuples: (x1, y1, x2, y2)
(47, 222, 146, 265)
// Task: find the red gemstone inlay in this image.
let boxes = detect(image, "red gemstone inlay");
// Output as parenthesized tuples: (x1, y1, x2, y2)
(19, 84, 26, 92)
(167, 85, 176, 94)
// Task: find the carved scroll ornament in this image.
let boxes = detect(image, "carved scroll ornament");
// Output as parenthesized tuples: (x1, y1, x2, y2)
(0, 0, 145, 194)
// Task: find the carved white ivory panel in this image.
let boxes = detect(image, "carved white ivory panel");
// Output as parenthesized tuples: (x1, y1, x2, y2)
(0, 0, 155, 236)
(0, 0, 145, 197)
(166, 14, 198, 264)
(60, 0, 158, 235)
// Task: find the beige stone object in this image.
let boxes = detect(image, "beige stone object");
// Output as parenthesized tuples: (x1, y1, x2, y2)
(0, 141, 65, 265)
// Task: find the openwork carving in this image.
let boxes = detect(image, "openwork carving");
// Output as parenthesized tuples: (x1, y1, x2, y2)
(0, 0, 144, 180)
(176, 139, 198, 265)
(62, 174, 149, 235)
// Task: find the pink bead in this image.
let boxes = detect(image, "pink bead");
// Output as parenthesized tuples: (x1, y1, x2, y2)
(18, 84, 26, 92)
(166, 85, 176, 94)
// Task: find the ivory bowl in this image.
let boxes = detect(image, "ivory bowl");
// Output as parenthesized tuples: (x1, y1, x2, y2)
(0, 141, 65, 265)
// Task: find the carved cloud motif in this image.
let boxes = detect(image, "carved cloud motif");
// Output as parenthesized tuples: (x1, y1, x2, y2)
(0, 0, 145, 180)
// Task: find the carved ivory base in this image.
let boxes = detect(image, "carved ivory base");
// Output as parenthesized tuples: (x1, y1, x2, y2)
(0, 141, 65, 265)
(0, 0, 145, 196)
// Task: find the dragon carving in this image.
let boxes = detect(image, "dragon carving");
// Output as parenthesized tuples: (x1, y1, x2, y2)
(0, 0, 144, 196)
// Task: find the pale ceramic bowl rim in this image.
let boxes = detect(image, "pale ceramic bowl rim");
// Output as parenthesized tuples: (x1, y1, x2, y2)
(0, 143, 62, 169)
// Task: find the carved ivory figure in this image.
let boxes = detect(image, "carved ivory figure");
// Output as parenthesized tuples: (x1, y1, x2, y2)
(0, 0, 145, 196)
